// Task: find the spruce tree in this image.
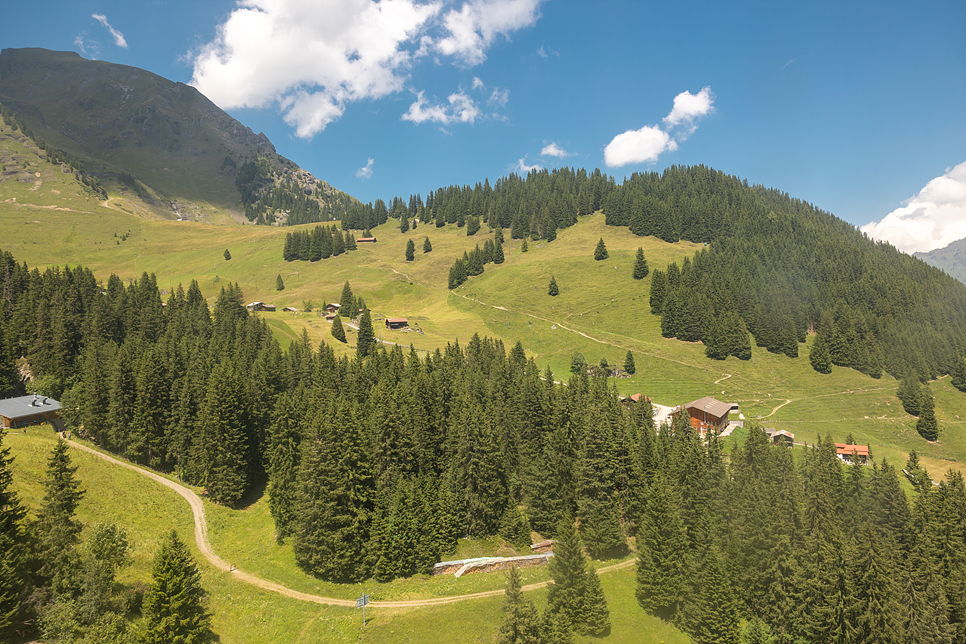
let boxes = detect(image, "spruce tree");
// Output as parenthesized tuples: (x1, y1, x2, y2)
(497, 567, 542, 644)
(198, 362, 250, 507)
(331, 314, 347, 343)
(423, 236, 432, 253)
(810, 331, 833, 373)
(632, 247, 649, 279)
(623, 350, 636, 375)
(521, 239, 528, 253)
(356, 308, 376, 358)
(691, 551, 741, 644)
(594, 238, 608, 260)
(36, 439, 86, 596)
(142, 530, 212, 644)
(0, 430, 28, 637)
(582, 568, 611, 636)
(339, 281, 354, 318)
(548, 276, 559, 296)
(547, 517, 587, 631)
(916, 385, 939, 441)
(405, 239, 415, 261)
(275, 274, 284, 291)
(494, 239, 505, 264)
(636, 473, 685, 620)
(266, 387, 306, 542)
(223, 249, 231, 261)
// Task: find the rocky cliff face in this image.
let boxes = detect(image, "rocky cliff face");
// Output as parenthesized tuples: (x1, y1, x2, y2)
(916, 238, 966, 285)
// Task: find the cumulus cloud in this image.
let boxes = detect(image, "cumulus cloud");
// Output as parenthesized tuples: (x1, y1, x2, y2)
(190, 0, 542, 138)
(540, 142, 570, 158)
(860, 162, 966, 254)
(92, 14, 128, 49)
(604, 87, 714, 167)
(516, 157, 541, 173)
(604, 126, 677, 167)
(401, 90, 480, 125)
(663, 86, 714, 136)
(356, 158, 375, 179)
(436, 0, 544, 66)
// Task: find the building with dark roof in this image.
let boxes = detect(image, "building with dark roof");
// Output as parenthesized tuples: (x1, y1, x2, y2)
(671, 396, 734, 436)
(0, 394, 62, 429)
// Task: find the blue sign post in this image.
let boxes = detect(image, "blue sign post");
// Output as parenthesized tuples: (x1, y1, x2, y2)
(356, 593, 370, 626)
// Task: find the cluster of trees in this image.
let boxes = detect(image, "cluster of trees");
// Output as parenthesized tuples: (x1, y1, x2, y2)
(233, 155, 352, 226)
(0, 434, 211, 643)
(607, 165, 966, 385)
(897, 378, 940, 441)
(281, 224, 358, 261)
(636, 422, 966, 644)
(447, 229, 505, 289)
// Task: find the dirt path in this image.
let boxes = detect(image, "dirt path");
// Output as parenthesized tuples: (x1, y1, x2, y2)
(64, 439, 636, 609)
(764, 399, 794, 418)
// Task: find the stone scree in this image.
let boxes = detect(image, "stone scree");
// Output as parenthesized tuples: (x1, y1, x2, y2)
(432, 553, 554, 577)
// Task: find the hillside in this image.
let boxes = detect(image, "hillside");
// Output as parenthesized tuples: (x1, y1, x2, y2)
(916, 237, 966, 284)
(0, 48, 355, 222)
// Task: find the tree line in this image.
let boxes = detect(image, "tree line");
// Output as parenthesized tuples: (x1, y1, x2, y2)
(281, 224, 359, 261)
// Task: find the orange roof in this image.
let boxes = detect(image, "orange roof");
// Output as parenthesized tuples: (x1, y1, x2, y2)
(835, 443, 870, 456)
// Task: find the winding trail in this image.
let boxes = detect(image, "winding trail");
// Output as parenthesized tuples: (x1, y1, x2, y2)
(64, 438, 636, 609)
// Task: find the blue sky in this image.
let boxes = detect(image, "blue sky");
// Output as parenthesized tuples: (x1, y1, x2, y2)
(2, 0, 964, 252)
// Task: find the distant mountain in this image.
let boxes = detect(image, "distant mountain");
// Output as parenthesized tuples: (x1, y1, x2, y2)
(916, 238, 966, 284)
(0, 48, 354, 223)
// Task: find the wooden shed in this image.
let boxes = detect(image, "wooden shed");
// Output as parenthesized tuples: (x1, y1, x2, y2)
(385, 318, 409, 330)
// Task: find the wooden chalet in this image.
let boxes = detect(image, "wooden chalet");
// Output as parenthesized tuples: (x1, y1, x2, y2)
(620, 393, 650, 407)
(283, 306, 298, 313)
(672, 396, 733, 436)
(325, 303, 340, 314)
(764, 428, 795, 446)
(0, 394, 62, 429)
(246, 302, 276, 312)
(836, 443, 870, 465)
(356, 237, 378, 243)
(385, 318, 409, 330)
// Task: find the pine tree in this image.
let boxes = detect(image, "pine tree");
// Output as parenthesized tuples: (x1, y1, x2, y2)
(423, 237, 432, 253)
(522, 239, 528, 253)
(494, 239, 505, 264)
(632, 247, 649, 279)
(339, 281, 355, 320)
(547, 517, 588, 632)
(691, 551, 741, 644)
(198, 362, 250, 507)
(142, 530, 212, 644)
(897, 377, 922, 416)
(266, 387, 306, 543)
(36, 439, 86, 596)
(400, 216, 410, 233)
(548, 276, 559, 296)
(636, 473, 685, 620)
(624, 350, 636, 375)
(356, 308, 376, 358)
(594, 238, 608, 260)
(331, 314, 347, 343)
(275, 274, 284, 291)
(916, 385, 939, 441)
(497, 567, 542, 644)
(223, 249, 231, 261)
(0, 430, 28, 637)
(405, 239, 415, 261)
(810, 331, 832, 373)
(582, 568, 611, 636)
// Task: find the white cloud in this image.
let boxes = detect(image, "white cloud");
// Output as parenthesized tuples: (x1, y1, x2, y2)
(92, 14, 128, 49)
(488, 87, 509, 106)
(516, 157, 541, 173)
(73, 35, 88, 55)
(436, 0, 544, 66)
(472, 76, 485, 90)
(401, 90, 480, 125)
(663, 86, 714, 136)
(537, 45, 547, 58)
(860, 162, 966, 254)
(604, 126, 677, 167)
(540, 142, 570, 158)
(190, 0, 542, 138)
(356, 158, 375, 179)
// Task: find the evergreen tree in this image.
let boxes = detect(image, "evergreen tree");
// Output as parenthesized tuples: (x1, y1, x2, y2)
(499, 506, 533, 551)
(36, 439, 86, 596)
(223, 249, 231, 261)
(331, 314, 347, 343)
(624, 350, 636, 375)
(356, 308, 376, 358)
(582, 568, 611, 636)
(142, 530, 212, 644)
(497, 567, 542, 644)
(405, 239, 415, 261)
(632, 247, 649, 279)
(594, 238, 608, 260)
(494, 239, 505, 264)
(547, 517, 588, 632)
(266, 387, 306, 542)
(423, 237, 432, 253)
(275, 274, 284, 291)
(400, 216, 410, 233)
(548, 276, 559, 296)
(636, 473, 685, 620)
(810, 331, 833, 374)
(197, 362, 250, 507)
(0, 430, 28, 637)
(522, 239, 528, 253)
(691, 551, 741, 644)
(898, 377, 922, 416)
(339, 281, 355, 320)
(916, 385, 939, 441)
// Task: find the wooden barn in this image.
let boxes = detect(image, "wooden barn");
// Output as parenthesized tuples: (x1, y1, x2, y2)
(385, 318, 409, 330)
(672, 396, 733, 436)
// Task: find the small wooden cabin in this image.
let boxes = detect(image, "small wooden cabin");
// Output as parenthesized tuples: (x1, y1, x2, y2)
(385, 318, 409, 330)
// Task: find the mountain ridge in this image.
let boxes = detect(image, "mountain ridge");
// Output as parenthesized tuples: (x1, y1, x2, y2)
(915, 237, 966, 284)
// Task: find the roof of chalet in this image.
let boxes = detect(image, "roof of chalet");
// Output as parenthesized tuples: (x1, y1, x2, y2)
(765, 428, 795, 439)
(386, 318, 409, 324)
(684, 396, 733, 419)
(835, 443, 870, 457)
(0, 394, 62, 420)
